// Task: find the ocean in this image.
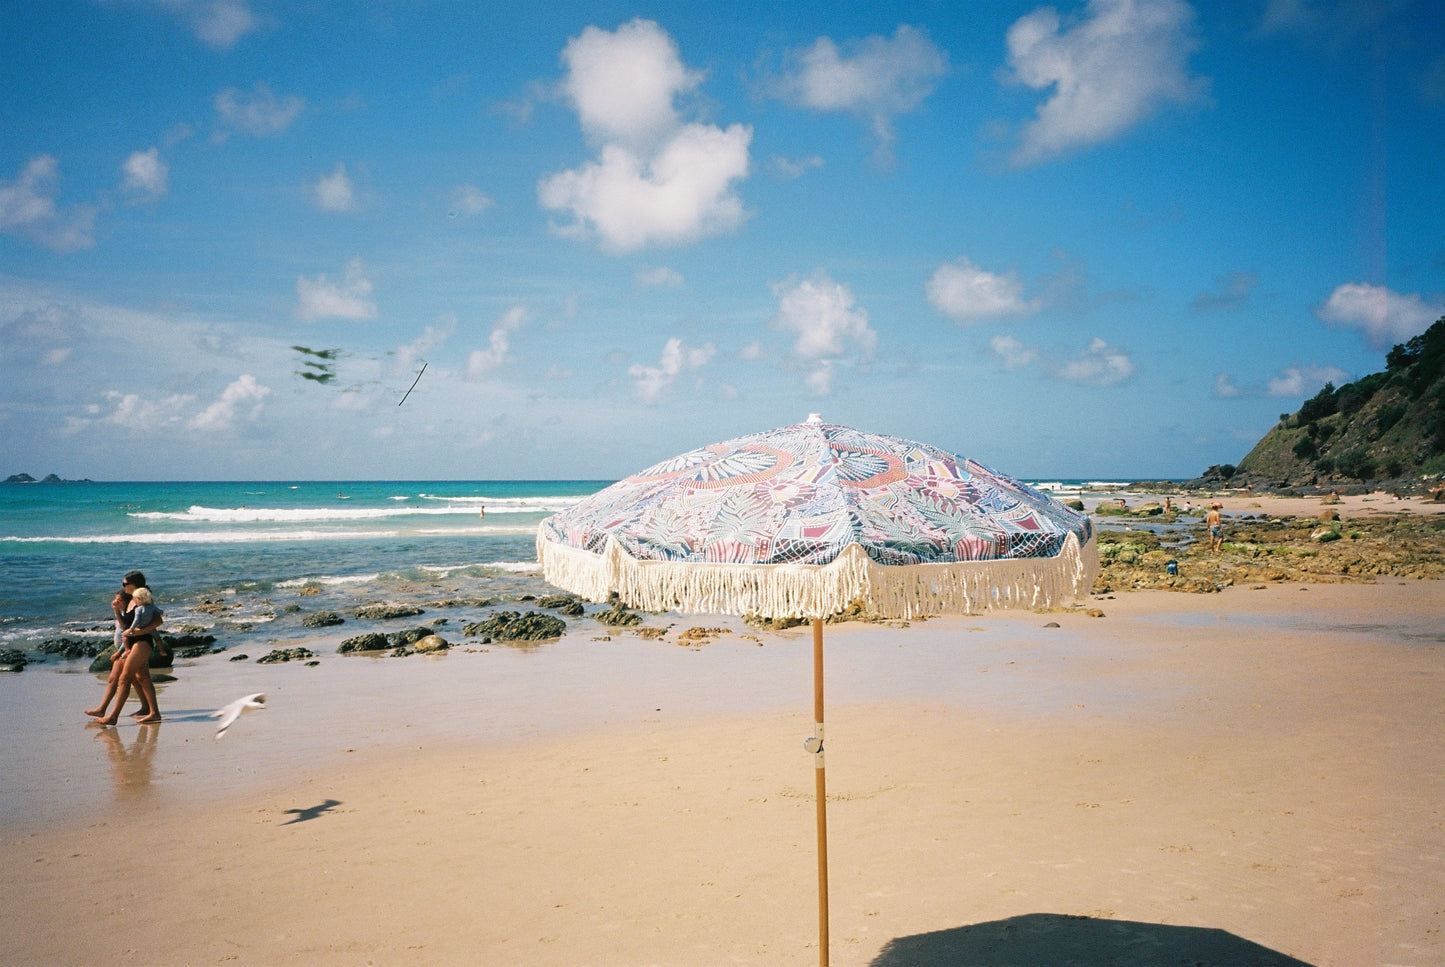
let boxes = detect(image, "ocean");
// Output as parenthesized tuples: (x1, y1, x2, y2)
(0, 477, 1125, 663)
(0, 480, 608, 655)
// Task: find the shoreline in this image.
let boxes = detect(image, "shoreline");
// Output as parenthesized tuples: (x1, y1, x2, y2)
(3, 580, 1441, 965)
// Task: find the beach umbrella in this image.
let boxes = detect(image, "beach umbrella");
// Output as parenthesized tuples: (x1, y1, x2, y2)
(536, 414, 1097, 966)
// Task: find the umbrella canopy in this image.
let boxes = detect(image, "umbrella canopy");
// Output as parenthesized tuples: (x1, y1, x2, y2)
(536, 415, 1097, 966)
(537, 415, 1096, 620)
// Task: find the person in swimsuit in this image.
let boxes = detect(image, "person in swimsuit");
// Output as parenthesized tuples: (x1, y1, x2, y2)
(86, 571, 151, 721)
(94, 581, 165, 725)
(1206, 502, 1224, 553)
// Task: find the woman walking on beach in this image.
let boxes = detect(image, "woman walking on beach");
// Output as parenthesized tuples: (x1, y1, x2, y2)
(85, 573, 141, 720)
(86, 572, 164, 724)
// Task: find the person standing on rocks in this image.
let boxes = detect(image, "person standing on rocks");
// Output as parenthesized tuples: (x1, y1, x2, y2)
(1206, 502, 1224, 553)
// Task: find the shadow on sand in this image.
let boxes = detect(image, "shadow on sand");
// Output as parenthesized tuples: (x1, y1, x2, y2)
(869, 913, 1315, 967)
(281, 799, 342, 825)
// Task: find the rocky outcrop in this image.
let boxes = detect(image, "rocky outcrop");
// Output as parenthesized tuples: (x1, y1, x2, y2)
(301, 611, 345, 627)
(355, 604, 426, 620)
(463, 610, 567, 641)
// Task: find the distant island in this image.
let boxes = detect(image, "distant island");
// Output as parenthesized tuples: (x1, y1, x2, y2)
(1166, 315, 1445, 496)
(4, 473, 93, 484)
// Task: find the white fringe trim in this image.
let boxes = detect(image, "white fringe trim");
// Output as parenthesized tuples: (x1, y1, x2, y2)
(536, 530, 1097, 620)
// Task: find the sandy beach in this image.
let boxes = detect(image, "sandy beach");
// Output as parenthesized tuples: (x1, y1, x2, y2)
(2, 575, 1441, 966)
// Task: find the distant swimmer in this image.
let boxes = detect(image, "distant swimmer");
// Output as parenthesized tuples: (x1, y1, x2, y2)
(478, 505, 486, 519)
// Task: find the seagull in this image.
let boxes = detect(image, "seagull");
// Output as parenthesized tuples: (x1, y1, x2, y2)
(213, 692, 266, 738)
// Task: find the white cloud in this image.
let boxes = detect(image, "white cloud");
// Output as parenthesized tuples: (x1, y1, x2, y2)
(312, 163, 356, 212)
(558, 19, 702, 151)
(637, 265, 684, 289)
(1004, 0, 1205, 165)
(1213, 372, 1239, 398)
(295, 258, 377, 321)
(145, 0, 259, 49)
(772, 154, 825, 180)
(770, 25, 948, 160)
(628, 336, 714, 403)
(1057, 337, 1135, 386)
(214, 83, 304, 140)
(100, 389, 194, 429)
(467, 306, 529, 377)
(772, 271, 877, 362)
(394, 314, 456, 377)
(1267, 364, 1349, 398)
(805, 360, 835, 396)
(927, 257, 1040, 322)
(540, 125, 750, 253)
(190, 374, 270, 431)
(738, 340, 764, 361)
(539, 20, 751, 253)
(1316, 281, 1443, 348)
(121, 148, 168, 202)
(0, 155, 96, 252)
(990, 334, 1038, 370)
(450, 184, 493, 217)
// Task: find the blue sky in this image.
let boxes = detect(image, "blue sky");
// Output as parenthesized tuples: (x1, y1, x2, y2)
(2, 0, 1443, 481)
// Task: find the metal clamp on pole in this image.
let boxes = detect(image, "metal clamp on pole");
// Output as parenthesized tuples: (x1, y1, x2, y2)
(804, 722, 825, 767)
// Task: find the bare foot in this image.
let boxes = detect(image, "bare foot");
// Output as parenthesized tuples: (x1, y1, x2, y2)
(84, 707, 107, 718)
(135, 714, 162, 724)
(130, 708, 153, 719)
(96, 715, 119, 726)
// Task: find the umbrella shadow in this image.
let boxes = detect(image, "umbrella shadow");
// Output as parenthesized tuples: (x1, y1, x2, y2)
(868, 913, 1315, 967)
(280, 799, 342, 825)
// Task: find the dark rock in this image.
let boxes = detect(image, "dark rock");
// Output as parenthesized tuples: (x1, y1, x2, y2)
(594, 603, 643, 627)
(39, 637, 109, 659)
(5, 473, 36, 483)
(387, 627, 435, 648)
(302, 612, 345, 628)
(354, 604, 425, 620)
(258, 647, 316, 664)
(338, 633, 390, 654)
(464, 610, 566, 641)
(427, 597, 493, 608)
(538, 594, 586, 616)
(229, 654, 249, 662)
(0, 647, 29, 671)
(166, 633, 217, 651)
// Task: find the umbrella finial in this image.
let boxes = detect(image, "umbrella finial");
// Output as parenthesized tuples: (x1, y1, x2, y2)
(807, 412, 823, 424)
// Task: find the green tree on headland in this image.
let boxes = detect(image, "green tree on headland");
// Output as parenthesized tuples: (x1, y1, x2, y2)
(1229, 316, 1445, 490)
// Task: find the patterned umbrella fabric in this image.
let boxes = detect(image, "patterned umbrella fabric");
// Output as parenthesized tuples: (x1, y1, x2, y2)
(538, 416, 1096, 619)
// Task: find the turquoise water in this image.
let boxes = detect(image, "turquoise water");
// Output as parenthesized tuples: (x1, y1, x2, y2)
(0, 477, 1119, 658)
(0, 480, 610, 649)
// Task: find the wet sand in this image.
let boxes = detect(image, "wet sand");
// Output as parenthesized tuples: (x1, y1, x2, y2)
(1, 581, 1441, 966)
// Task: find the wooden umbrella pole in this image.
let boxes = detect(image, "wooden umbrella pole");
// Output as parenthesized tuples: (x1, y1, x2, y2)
(813, 617, 829, 967)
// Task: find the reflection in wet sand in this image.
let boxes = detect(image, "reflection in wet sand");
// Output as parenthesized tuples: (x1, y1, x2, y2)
(93, 723, 159, 799)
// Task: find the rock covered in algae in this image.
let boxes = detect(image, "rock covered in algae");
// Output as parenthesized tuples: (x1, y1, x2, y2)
(355, 604, 425, 620)
(463, 610, 566, 641)
(258, 647, 316, 664)
(338, 633, 390, 654)
(301, 611, 344, 628)
(538, 594, 586, 616)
